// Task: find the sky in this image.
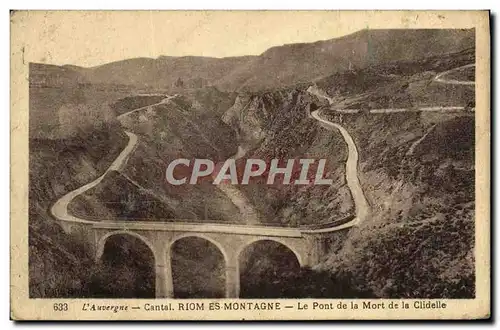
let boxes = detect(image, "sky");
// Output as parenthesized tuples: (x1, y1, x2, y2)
(11, 11, 479, 67)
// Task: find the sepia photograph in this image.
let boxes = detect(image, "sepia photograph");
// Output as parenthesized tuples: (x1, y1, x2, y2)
(10, 10, 490, 320)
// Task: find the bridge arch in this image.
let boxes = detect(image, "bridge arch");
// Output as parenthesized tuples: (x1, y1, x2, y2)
(95, 230, 157, 262)
(238, 238, 303, 298)
(167, 233, 229, 264)
(237, 237, 304, 267)
(168, 233, 228, 298)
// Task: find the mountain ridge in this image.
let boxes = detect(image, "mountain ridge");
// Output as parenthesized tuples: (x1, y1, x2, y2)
(32, 28, 475, 91)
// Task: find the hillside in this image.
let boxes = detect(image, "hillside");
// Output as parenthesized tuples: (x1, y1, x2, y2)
(68, 170, 177, 221)
(28, 62, 155, 297)
(30, 63, 87, 87)
(315, 47, 475, 109)
(29, 125, 129, 297)
(216, 29, 475, 91)
(216, 47, 475, 298)
(87, 88, 243, 222)
(317, 111, 474, 298)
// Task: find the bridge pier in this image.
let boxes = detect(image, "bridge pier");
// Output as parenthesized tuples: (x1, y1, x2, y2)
(225, 255, 240, 298)
(155, 253, 174, 298)
(154, 240, 174, 298)
(303, 234, 323, 267)
(155, 264, 169, 298)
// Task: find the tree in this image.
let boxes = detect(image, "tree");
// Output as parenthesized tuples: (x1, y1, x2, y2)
(174, 77, 184, 88)
(57, 102, 116, 138)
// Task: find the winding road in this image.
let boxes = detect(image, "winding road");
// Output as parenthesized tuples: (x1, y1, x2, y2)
(116, 96, 174, 120)
(311, 110, 370, 223)
(52, 96, 178, 223)
(305, 63, 475, 224)
(50, 131, 138, 224)
(309, 64, 475, 111)
(433, 63, 475, 86)
(51, 63, 473, 234)
(50, 99, 362, 234)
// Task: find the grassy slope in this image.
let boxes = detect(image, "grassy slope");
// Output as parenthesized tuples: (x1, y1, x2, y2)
(77, 56, 254, 90)
(110, 95, 165, 116)
(120, 90, 243, 222)
(68, 171, 177, 221)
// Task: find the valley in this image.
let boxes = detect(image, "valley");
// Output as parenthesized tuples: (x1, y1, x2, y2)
(28, 28, 476, 299)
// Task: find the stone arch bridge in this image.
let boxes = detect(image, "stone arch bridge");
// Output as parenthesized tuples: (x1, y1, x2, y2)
(59, 218, 356, 298)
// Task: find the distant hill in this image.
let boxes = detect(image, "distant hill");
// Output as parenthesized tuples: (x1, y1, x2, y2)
(31, 29, 475, 92)
(67, 56, 255, 90)
(216, 29, 475, 90)
(30, 63, 87, 88)
(29, 62, 133, 140)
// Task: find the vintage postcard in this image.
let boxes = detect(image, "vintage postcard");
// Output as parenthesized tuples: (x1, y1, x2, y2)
(10, 10, 490, 320)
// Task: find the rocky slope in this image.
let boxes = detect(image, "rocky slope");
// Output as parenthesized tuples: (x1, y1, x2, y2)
(222, 89, 353, 226)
